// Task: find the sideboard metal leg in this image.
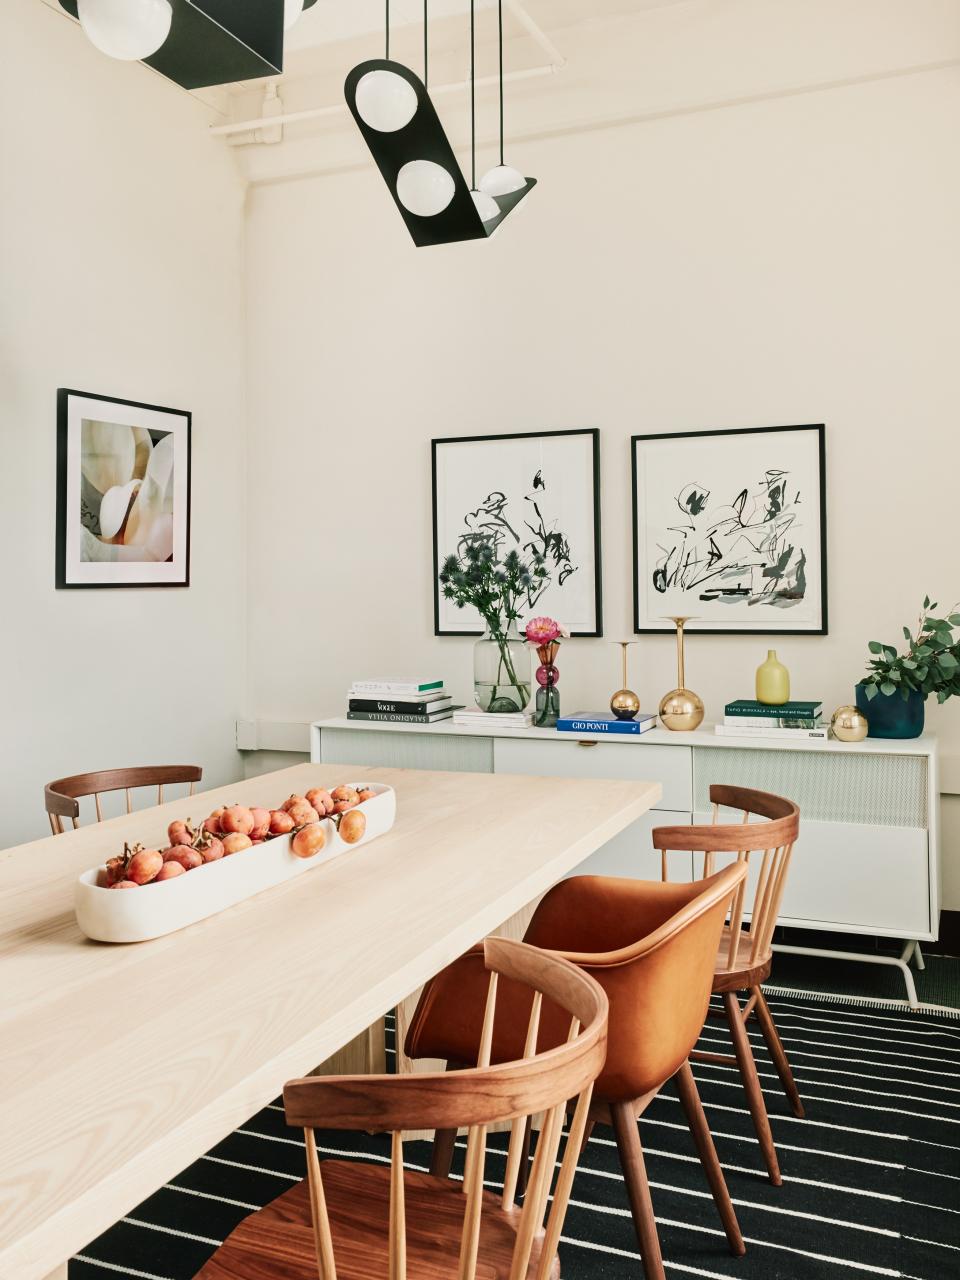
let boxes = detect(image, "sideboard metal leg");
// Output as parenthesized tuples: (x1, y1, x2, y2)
(773, 940, 923, 1011)
(895, 939, 921, 1009)
(913, 941, 926, 971)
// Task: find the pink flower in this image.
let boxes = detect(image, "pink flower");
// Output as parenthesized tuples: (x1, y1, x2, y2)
(525, 616, 562, 645)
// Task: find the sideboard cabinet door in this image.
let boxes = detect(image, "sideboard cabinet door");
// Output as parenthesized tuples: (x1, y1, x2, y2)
(493, 738, 692, 809)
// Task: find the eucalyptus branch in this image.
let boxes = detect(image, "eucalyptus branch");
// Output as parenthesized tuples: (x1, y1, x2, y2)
(862, 597, 960, 704)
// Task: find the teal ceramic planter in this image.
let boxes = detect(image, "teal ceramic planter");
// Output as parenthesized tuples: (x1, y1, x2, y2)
(855, 684, 925, 739)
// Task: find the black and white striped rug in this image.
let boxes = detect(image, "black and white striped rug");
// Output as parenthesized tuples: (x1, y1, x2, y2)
(72, 994, 960, 1279)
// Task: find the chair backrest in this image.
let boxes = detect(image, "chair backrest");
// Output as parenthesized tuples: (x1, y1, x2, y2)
(44, 765, 203, 834)
(283, 936, 608, 1280)
(652, 784, 800, 977)
(525, 862, 748, 1102)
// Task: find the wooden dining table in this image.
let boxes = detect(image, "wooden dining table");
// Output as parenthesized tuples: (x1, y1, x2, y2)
(0, 762, 660, 1280)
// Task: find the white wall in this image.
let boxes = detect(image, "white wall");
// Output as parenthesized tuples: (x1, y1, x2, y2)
(0, 0, 248, 847)
(243, 22, 960, 898)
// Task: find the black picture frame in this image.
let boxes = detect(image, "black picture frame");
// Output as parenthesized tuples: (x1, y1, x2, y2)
(432, 428, 603, 637)
(56, 388, 192, 590)
(631, 423, 828, 635)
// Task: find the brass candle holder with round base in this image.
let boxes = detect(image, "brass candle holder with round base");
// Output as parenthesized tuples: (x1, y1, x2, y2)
(610, 641, 640, 721)
(659, 616, 705, 732)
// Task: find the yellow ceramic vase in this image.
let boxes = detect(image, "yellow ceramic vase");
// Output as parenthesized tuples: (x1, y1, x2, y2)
(756, 650, 790, 705)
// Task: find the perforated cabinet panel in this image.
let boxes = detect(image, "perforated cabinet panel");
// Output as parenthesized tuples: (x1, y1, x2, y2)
(693, 747, 928, 829)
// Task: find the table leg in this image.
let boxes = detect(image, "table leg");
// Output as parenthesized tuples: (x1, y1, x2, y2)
(311, 1021, 386, 1077)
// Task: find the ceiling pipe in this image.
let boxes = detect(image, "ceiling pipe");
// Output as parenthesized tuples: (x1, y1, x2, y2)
(209, 0, 563, 141)
(209, 62, 558, 138)
(503, 0, 566, 70)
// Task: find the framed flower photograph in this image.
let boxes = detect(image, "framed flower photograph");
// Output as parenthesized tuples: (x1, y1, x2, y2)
(432, 428, 603, 636)
(632, 424, 827, 634)
(56, 389, 191, 589)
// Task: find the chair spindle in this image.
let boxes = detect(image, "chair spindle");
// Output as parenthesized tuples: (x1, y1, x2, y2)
(389, 1130, 406, 1280)
(304, 1127, 338, 1280)
(501, 990, 543, 1209)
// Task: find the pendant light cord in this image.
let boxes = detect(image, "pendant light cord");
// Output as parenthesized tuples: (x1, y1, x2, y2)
(470, 0, 476, 189)
(498, 0, 504, 166)
(424, 0, 429, 88)
(385, 0, 390, 59)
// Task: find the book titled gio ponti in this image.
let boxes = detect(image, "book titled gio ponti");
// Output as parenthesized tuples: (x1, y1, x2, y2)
(556, 713, 657, 736)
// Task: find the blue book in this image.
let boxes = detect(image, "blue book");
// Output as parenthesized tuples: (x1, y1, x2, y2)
(556, 713, 657, 736)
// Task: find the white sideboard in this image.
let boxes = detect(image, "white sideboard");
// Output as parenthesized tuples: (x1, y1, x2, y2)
(311, 718, 940, 1006)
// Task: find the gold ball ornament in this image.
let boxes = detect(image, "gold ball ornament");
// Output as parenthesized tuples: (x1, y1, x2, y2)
(659, 688, 705, 732)
(831, 705, 869, 742)
(610, 688, 641, 720)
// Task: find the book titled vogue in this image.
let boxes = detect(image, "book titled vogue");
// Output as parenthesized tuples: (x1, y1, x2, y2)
(349, 696, 453, 715)
(556, 713, 657, 736)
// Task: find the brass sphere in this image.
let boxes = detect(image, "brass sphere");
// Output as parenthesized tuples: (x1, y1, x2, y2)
(659, 687, 705, 732)
(610, 688, 641, 721)
(831, 704, 869, 742)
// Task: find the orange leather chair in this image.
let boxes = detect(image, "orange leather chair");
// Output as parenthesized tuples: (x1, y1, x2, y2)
(406, 863, 749, 1280)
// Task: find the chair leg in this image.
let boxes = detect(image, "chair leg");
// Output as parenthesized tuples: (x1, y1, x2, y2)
(579, 1118, 596, 1158)
(722, 991, 782, 1186)
(430, 1126, 457, 1179)
(675, 1061, 745, 1257)
(753, 987, 805, 1119)
(611, 1101, 666, 1280)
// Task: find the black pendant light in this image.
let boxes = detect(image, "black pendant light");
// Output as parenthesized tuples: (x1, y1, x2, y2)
(344, 0, 536, 248)
(58, 0, 319, 90)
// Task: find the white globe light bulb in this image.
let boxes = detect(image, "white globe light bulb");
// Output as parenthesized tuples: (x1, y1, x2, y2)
(396, 160, 456, 218)
(355, 69, 418, 133)
(472, 190, 501, 224)
(479, 164, 526, 197)
(284, 0, 305, 31)
(77, 0, 172, 61)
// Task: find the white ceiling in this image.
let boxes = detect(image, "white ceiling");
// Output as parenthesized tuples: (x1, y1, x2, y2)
(287, 0, 695, 52)
(287, 0, 499, 50)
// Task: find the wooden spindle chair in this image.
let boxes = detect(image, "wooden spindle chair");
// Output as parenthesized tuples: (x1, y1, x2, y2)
(195, 936, 608, 1280)
(653, 783, 801, 1185)
(44, 765, 203, 834)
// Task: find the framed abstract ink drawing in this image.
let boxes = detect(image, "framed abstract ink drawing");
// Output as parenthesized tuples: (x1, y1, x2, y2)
(56, 389, 191, 589)
(632, 424, 827, 634)
(432, 428, 603, 637)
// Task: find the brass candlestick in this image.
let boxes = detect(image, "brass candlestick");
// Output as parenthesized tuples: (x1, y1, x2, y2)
(659, 616, 704, 731)
(610, 641, 640, 721)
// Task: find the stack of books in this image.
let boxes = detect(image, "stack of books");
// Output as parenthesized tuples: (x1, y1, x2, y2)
(556, 712, 657, 736)
(452, 708, 533, 729)
(716, 699, 826, 740)
(347, 678, 461, 725)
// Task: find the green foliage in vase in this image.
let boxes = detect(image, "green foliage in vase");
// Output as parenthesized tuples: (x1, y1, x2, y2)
(439, 536, 550, 631)
(862, 597, 960, 704)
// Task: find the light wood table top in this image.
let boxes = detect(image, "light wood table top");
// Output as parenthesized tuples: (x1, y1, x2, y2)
(0, 763, 660, 1279)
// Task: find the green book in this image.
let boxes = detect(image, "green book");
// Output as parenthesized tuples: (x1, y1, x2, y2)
(725, 699, 822, 717)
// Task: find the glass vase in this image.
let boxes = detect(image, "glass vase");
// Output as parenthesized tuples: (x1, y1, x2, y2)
(534, 641, 561, 727)
(535, 683, 560, 728)
(473, 622, 531, 714)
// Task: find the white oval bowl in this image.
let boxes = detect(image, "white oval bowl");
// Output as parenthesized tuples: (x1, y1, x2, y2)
(74, 783, 397, 944)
